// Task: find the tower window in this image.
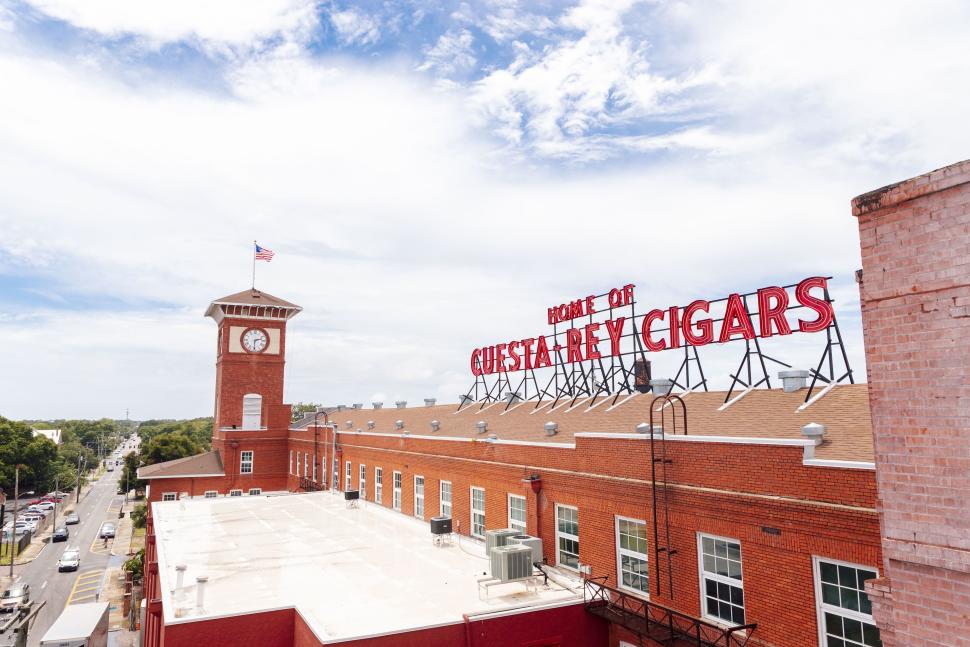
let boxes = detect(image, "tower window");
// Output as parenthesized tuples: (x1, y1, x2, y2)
(240, 450, 254, 474)
(242, 394, 262, 430)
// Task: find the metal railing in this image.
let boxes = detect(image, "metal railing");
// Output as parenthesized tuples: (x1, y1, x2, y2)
(299, 478, 324, 492)
(583, 577, 756, 647)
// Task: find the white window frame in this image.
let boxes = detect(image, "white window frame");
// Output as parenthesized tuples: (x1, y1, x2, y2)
(615, 515, 649, 597)
(295, 451, 301, 477)
(204, 491, 218, 499)
(359, 465, 366, 498)
(392, 471, 402, 511)
(555, 504, 579, 571)
(161, 492, 176, 502)
(240, 450, 254, 474)
(289, 450, 294, 474)
(414, 475, 425, 518)
(439, 481, 452, 517)
(248, 488, 262, 496)
(812, 556, 881, 647)
(470, 487, 485, 539)
(312, 454, 317, 481)
(241, 393, 262, 430)
(697, 532, 745, 626)
(346, 461, 352, 491)
(304, 452, 309, 478)
(508, 494, 527, 532)
(375, 467, 383, 504)
(229, 489, 243, 497)
(332, 457, 340, 491)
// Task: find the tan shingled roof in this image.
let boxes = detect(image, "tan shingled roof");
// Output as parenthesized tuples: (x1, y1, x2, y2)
(137, 450, 225, 480)
(209, 289, 301, 309)
(310, 385, 873, 462)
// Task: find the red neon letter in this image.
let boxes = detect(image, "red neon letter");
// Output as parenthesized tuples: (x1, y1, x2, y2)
(623, 284, 635, 306)
(719, 293, 756, 343)
(668, 306, 681, 348)
(533, 336, 552, 368)
(585, 323, 602, 360)
(495, 343, 507, 372)
(605, 317, 625, 356)
(566, 328, 583, 363)
(608, 288, 622, 307)
(586, 295, 596, 315)
(641, 309, 667, 351)
(470, 349, 483, 376)
(481, 346, 496, 374)
(547, 307, 557, 325)
(521, 337, 535, 369)
(796, 277, 835, 333)
(506, 341, 522, 372)
(757, 286, 791, 337)
(682, 300, 713, 346)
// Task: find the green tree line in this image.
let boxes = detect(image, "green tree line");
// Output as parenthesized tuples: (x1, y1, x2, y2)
(118, 418, 213, 494)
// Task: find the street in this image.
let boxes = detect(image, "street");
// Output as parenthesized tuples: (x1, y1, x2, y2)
(3, 465, 127, 646)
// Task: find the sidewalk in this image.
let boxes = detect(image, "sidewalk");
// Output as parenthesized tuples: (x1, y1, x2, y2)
(103, 494, 145, 644)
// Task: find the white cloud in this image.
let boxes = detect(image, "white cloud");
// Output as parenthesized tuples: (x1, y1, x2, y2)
(18, 0, 318, 49)
(329, 8, 380, 46)
(417, 29, 476, 77)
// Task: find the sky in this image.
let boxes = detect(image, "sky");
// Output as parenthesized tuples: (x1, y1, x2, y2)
(1, 0, 969, 420)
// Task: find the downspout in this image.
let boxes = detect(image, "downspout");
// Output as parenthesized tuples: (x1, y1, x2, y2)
(463, 613, 473, 647)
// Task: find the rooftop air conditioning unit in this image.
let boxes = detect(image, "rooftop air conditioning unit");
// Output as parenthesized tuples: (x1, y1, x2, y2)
(507, 534, 543, 564)
(344, 490, 359, 501)
(485, 528, 520, 554)
(490, 544, 533, 582)
(430, 516, 452, 535)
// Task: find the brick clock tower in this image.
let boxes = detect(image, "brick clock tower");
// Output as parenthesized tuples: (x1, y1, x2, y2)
(204, 289, 302, 493)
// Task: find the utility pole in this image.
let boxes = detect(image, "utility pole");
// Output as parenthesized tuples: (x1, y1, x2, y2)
(9, 465, 20, 577)
(76, 454, 85, 504)
(52, 474, 58, 528)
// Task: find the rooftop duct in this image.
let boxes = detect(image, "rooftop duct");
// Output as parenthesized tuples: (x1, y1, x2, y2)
(395, 400, 407, 409)
(650, 379, 673, 396)
(430, 420, 440, 432)
(459, 394, 474, 404)
(345, 421, 353, 429)
(366, 420, 375, 430)
(779, 370, 811, 392)
(544, 421, 558, 436)
(352, 403, 363, 409)
(476, 421, 488, 434)
(424, 398, 437, 407)
(195, 576, 208, 615)
(801, 422, 826, 445)
(635, 423, 650, 434)
(372, 402, 383, 409)
(395, 420, 404, 430)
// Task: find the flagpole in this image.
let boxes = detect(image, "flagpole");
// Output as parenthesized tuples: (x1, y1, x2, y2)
(252, 240, 257, 290)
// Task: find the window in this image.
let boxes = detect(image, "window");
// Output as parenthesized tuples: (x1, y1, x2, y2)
(161, 493, 176, 502)
(392, 472, 402, 511)
(698, 533, 745, 625)
(616, 516, 649, 595)
(814, 557, 881, 647)
(304, 452, 309, 478)
(289, 450, 294, 474)
(204, 491, 218, 499)
(229, 489, 243, 497)
(508, 494, 527, 532)
(242, 393, 262, 429)
(295, 451, 301, 476)
(312, 454, 317, 481)
(333, 458, 340, 491)
(359, 465, 367, 498)
(414, 476, 425, 518)
(248, 488, 262, 496)
(240, 450, 254, 474)
(556, 505, 579, 570)
(375, 467, 383, 504)
(346, 461, 352, 491)
(440, 481, 452, 517)
(470, 487, 485, 538)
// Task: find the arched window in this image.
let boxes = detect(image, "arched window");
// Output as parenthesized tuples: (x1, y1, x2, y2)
(242, 394, 262, 430)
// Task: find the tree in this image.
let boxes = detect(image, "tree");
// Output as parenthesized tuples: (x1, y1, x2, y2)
(143, 432, 201, 464)
(0, 416, 59, 493)
(130, 504, 147, 530)
(291, 403, 322, 422)
(118, 452, 146, 495)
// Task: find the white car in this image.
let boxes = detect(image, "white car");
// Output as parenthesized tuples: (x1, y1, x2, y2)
(57, 548, 81, 572)
(34, 502, 55, 511)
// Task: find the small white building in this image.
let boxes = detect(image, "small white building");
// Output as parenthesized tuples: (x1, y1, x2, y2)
(32, 428, 62, 445)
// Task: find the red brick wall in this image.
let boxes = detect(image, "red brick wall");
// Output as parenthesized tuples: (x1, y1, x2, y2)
(854, 159, 970, 646)
(161, 608, 295, 647)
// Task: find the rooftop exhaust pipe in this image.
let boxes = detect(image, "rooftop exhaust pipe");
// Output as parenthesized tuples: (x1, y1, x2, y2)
(430, 420, 440, 432)
(352, 403, 363, 409)
(487, 433, 498, 441)
(345, 421, 353, 429)
(424, 398, 437, 407)
(544, 422, 558, 436)
(476, 421, 488, 434)
(395, 400, 407, 409)
(635, 423, 651, 434)
(336, 405, 344, 412)
(779, 370, 811, 392)
(372, 402, 383, 409)
(195, 576, 208, 615)
(367, 420, 375, 430)
(801, 422, 826, 445)
(395, 420, 404, 430)
(649, 379, 673, 396)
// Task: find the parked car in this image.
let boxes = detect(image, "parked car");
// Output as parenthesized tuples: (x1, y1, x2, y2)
(27, 505, 50, 515)
(99, 523, 115, 539)
(57, 548, 81, 572)
(65, 512, 80, 525)
(53, 526, 69, 542)
(0, 584, 30, 613)
(35, 502, 55, 511)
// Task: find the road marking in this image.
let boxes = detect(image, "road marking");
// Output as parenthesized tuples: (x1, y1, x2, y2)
(41, 580, 47, 590)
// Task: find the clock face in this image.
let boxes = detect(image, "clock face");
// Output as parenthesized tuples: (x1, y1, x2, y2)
(241, 328, 269, 353)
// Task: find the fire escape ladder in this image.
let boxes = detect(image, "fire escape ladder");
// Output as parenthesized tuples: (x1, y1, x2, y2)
(649, 394, 687, 599)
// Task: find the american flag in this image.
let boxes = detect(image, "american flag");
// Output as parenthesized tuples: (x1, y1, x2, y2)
(255, 244, 275, 261)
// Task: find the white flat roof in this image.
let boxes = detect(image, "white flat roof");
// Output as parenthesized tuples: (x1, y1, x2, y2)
(152, 492, 580, 643)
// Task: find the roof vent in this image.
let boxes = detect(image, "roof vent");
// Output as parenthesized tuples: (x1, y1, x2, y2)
(649, 379, 673, 396)
(372, 402, 383, 409)
(395, 420, 404, 430)
(476, 421, 488, 434)
(504, 391, 521, 403)
(395, 400, 407, 409)
(367, 420, 375, 430)
(801, 422, 826, 445)
(336, 405, 345, 412)
(195, 576, 208, 614)
(424, 398, 437, 407)
(635, 422, 650, 434)
(779, 370, 811, 392)
(488, 433, 498, 441)
(352, 403, 363, 409)
(544, 421, 558, 436)
(430, 420, 440, 432)
(402, 430, 410, 437)
(345, 421, 353, 429)
(356, 428, 362, 434)
(459, 394, 474, 404)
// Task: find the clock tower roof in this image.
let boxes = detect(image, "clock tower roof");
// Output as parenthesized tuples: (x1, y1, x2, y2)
(205, 288, 302, 323)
